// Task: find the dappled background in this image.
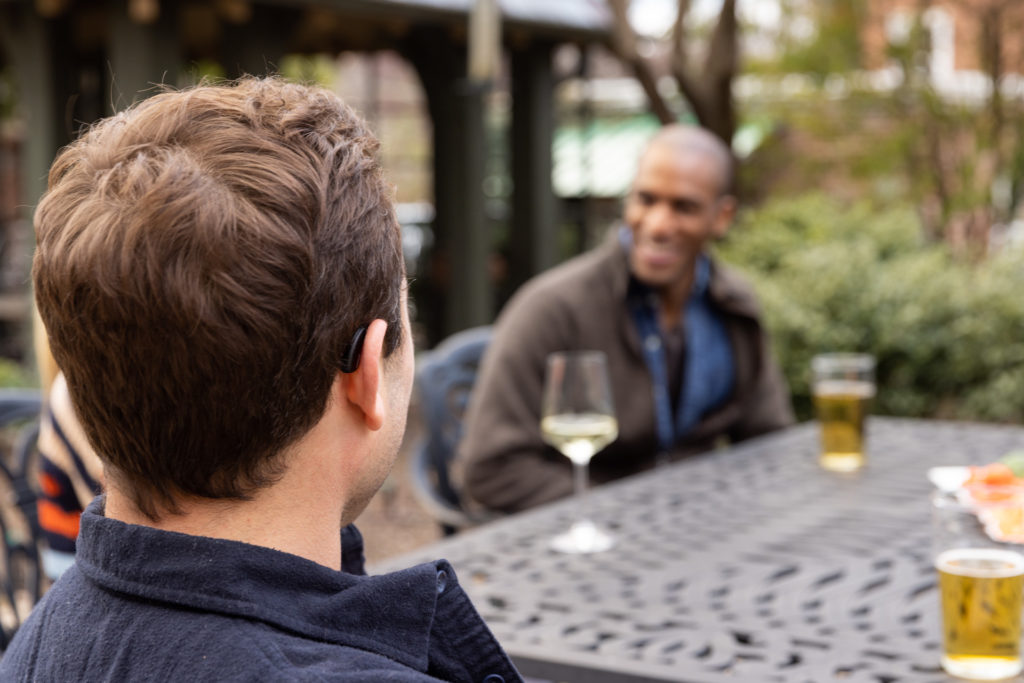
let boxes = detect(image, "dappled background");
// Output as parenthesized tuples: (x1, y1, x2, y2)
(0, 0, 1022, 563)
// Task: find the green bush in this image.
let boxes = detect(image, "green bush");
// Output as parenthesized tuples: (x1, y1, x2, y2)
(0, 358, 37, 389)
(716, 194, 1024, 423)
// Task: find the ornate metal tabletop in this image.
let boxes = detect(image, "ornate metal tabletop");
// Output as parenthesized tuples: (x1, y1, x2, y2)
(373, 418, 1024, 682)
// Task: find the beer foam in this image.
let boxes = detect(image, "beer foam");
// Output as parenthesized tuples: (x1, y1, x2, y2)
(936, 548, 1024, 578)
(813, 379, 876, 398)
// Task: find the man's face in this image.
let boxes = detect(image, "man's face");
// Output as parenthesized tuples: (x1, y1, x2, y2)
(624, 144, 734, 292)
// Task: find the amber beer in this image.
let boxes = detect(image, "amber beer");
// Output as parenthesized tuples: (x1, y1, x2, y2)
(937, 548, 1024, 680)
(811, 353, 875, 472)
(813, 380, 874, 472)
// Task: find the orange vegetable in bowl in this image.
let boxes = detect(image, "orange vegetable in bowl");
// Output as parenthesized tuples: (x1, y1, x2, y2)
(966, 463, 1019, 486)
(964, 463, 1024, 504)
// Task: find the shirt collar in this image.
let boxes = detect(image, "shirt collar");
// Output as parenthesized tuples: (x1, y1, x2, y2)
(75, 496, 440, 672)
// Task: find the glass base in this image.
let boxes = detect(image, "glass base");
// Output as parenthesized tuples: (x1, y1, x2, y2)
(551, 520, 614, 554)
(819, 452, 865, 472)
(941, 654, 1023, 681)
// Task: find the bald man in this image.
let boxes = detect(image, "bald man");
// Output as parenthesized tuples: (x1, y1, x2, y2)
(456, 124, 794, 514)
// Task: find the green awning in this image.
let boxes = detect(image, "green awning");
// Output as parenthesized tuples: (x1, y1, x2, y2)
(553, 116, 775, 198)
(553, 115, 661, 198)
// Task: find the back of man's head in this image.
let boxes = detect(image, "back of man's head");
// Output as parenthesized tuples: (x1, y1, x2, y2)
(33, 77, 405, 519)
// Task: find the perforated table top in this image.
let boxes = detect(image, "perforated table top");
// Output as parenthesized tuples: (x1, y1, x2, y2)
(373, 418, 1024, 682)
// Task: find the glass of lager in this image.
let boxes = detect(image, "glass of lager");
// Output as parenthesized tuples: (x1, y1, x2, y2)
(811, 353, 875, 472)
(933, 490, 1024, 680)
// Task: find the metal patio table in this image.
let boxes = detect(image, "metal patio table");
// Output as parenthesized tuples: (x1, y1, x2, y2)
(373, 418, 1024, 683)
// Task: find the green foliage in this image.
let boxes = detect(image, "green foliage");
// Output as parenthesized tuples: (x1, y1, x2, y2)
(740, 0, 1024, 246)
(773, 0, 865, 82)
(181, 60, 226, 86)
(716, 194, 1024, 423)
(0, 358, 37, 389)
(279, 55, 336, 88)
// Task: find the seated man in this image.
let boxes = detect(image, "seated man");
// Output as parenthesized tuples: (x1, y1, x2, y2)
(2, 77, 520, 682)
(457, 124, 793, 513)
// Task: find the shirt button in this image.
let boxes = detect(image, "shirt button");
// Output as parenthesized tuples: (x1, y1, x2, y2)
(482, 676, 504, 683)
(436, 569, 448, 594)
(645, 334, 661, 351)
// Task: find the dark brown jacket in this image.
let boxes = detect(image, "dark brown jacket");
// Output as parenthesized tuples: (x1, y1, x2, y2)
(455, 239, 794, 513)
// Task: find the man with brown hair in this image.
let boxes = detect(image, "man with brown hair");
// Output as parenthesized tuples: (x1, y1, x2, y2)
(2, 77, 520, 682)
(458, 124, 793, 513)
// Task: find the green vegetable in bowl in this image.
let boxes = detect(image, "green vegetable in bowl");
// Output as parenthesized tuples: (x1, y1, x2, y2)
(999, 450, 1024, 478)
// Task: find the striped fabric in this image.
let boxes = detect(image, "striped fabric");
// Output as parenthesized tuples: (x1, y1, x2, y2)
(36, 373, 103, 579)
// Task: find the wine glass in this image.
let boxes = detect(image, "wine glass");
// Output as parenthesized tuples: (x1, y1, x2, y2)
(541, 350, 618, 554)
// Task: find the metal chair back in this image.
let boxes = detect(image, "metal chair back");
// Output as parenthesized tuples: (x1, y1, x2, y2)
(410, 326, 493, 535)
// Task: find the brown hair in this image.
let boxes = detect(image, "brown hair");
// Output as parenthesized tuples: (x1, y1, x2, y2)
(33, 77, 404, 518)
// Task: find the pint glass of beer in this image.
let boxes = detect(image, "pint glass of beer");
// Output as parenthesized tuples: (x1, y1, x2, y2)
(933, 490, 1024, 680)
(811, 353, 875, 472)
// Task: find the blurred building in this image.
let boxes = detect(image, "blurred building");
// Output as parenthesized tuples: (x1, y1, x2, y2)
(862, 0, 1024, 100)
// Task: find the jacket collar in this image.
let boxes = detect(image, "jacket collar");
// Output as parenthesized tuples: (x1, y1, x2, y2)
(75, 497, 440, 672)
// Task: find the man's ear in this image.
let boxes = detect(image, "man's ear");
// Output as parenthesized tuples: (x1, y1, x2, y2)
(341, 319, 388, 431)
(712, 195, 737, 239)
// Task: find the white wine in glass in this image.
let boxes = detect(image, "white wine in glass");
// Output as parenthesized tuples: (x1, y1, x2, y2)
(540, 413, 618, 465)
(541, 351, 618, 554)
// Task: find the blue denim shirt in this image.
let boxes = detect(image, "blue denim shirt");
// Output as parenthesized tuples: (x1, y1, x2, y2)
(0, 497, 521, 682)
(621, 229, 735, 453)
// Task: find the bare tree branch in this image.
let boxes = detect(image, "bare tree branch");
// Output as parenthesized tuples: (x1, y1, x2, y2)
(606, 0, 675, 124)
(671, 0, 690, 69)
(606, 0, 738, 140)
(607, 0, 636, 55)
(669, 0, 737, 142)
(669, 0, 701, 120)
(702, 0, 737, 141)
(705, 0, 738, 84)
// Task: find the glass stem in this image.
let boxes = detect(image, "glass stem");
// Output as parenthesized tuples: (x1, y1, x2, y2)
(573, 460, 589, 527)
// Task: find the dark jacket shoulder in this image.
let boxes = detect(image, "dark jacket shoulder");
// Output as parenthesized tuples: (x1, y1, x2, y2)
(500, 240, 622, 319)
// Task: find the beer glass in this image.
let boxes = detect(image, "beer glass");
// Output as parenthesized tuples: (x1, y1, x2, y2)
(540, 351, 617, 554)
(811, 353, 875, 472)
(933, 489, 1024, 680)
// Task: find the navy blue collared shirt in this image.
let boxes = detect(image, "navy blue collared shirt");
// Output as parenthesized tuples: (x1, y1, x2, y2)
(1, 497, 521, 682)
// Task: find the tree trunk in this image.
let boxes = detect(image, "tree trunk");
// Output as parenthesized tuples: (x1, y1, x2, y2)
(607, 0, 738, 142)
(606, 0, 674, 124)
